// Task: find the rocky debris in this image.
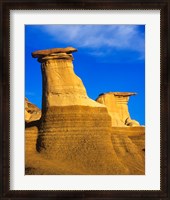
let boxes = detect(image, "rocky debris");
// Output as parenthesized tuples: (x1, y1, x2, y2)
(25, 98, 41, 123)
(96, 92, 140, 127)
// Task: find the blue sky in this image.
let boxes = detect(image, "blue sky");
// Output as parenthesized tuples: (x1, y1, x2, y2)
(25, 25, 145, 125)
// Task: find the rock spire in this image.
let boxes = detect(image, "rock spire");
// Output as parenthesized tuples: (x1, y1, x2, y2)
(32, 47, 130, 174)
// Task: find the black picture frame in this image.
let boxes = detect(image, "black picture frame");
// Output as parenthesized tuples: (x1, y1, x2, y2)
(0, 0, 170, 199)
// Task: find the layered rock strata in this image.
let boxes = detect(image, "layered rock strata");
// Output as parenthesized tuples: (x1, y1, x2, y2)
(111, 132, 145, 174)
(112, 127, 145, 154)
(27, 47, 145, 174)
(96, 92, 140, 127)
(25, 98, 41, 166)
(25, 125, 39, 166)
(32, 47, 131, 174)
(96, 93, 144, 156)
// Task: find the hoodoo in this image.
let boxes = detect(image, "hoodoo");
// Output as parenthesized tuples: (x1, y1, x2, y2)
(96, 92, 144, 156)
(32, 47, 130, 174)
(26, 47, 145, 175)
(96, 92, 140, 127)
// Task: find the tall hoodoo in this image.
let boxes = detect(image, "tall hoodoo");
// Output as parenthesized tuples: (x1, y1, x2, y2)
(96, 92, 140, 127)
(32, 47, 106, 109)
(32, 47, 130, 174)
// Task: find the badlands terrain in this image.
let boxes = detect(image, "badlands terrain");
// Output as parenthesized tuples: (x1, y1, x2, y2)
(25, 47, 145, 175)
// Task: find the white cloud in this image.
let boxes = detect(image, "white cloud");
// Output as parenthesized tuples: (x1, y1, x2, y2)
(39, 25, 145, 59)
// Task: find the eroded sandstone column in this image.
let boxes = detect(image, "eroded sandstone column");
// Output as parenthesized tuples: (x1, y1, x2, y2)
(32, 47, 129, 174)
(96, 92, 140, 127)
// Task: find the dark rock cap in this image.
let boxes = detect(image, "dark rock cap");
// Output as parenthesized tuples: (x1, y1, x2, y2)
(32, 47, 77, 58)
(112, 92, 137, 96)
(98, 92, 137, 97)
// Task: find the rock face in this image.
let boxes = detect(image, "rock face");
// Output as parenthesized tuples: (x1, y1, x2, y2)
(111, 131, 144, 174)
(25, 126, 39, 166)
(26, 47, 144, 175)
(25, 98, 41, 166)
(112, 127, 145, 154)
(25, 98, 41, 123)
(96, 92, 140, 127)
(96, 92, 144, 157)
(32, 47, 132, 174)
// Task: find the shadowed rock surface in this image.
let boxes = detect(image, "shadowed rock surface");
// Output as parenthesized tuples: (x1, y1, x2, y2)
(25, 47, 145, 175)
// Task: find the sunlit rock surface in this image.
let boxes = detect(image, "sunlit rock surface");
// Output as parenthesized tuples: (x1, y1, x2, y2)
(96, 92, 140, 127)
(25, 98, 41, 123)
(96, 92, 145, 154)
(25, 47, 145, 175)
